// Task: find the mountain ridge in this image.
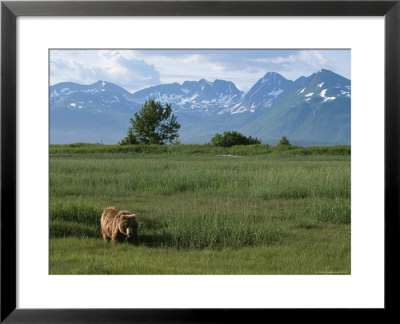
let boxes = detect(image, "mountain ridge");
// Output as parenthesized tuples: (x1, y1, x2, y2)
(50, 69, 351, 145)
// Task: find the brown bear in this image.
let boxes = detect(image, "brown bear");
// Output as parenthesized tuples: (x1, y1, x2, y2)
(101, 206, 139, 244)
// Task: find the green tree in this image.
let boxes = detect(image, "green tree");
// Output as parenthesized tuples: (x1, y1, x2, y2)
(121, 99, 180, 145)
(119, 128, 139, 145)
(277, 136, 291, 146)
(211, 131, 261, 147)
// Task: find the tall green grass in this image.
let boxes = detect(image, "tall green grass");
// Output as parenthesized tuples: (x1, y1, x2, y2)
(50, 153, 350, 249)
(50, 152, 351, 273)
(50, 228, 351, 274)
(50, 197, 350, 249)
(50, 156, 350, 199)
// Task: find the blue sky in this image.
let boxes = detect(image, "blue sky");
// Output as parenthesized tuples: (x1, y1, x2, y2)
(50, 49, 350, 92)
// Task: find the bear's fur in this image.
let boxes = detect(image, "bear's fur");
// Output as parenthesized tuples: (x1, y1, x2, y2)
(101, 206, 139, 244)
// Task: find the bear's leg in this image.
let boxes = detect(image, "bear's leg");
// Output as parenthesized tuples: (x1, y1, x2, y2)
(111, 230, 119, 244)
(133, 232, 139, 245)
(127, 231, 138, 245)
(102, 231, 109, 242)
(116, 232, 126, 243)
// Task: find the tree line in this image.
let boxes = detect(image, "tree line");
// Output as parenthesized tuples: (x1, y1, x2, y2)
(120, 99, 291, 147)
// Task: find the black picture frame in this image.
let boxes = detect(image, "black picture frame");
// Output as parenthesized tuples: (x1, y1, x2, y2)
(1, 0, 399, 322)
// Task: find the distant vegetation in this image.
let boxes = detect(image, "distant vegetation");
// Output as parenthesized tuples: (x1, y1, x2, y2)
(210, 131, 261, 147)
(50, 142, 350, 156)
(277, 136, 291, 147)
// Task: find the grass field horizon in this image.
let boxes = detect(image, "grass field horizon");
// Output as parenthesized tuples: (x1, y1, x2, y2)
(50, 144, 351, 275)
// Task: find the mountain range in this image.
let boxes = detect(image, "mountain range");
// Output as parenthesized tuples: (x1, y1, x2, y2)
(50, 69, 351, 145)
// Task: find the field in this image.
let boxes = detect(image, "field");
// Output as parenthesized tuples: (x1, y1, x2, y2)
(49, 144, 351, 274)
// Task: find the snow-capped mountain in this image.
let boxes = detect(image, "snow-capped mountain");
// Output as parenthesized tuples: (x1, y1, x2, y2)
(220, 72, 295, 115)
(240, 69, 351, 144)
(295, 69, 351, 103)
(49, 69, 351, 145)
(131, 79, 243, 115)
(50, 80, 140, 113)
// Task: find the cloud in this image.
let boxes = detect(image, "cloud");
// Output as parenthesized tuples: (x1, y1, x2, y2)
(248, 50, 345, 80)
(129, 51, 259, 90)
(50, 50, 161, 92)
(253, 50, 330, 67)
(50, 49, 350, 93)
(132, 50, 349, 91)
(182, 54, 203, 63)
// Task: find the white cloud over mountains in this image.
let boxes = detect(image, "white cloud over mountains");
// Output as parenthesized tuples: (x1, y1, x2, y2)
(50, 49, 350, 93)
(50, 50, 161, 92)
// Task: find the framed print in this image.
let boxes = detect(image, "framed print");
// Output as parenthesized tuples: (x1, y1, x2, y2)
(1, 0, 399, 322)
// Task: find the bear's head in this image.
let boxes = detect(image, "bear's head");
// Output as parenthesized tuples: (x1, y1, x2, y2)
(118, 214, 138, 239)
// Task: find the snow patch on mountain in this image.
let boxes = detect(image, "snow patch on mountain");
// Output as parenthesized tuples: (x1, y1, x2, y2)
(268, 89, 284, 97)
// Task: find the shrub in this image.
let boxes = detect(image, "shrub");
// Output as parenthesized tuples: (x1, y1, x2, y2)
(277, 136, 291, 147)
(210, 131, 261, 147)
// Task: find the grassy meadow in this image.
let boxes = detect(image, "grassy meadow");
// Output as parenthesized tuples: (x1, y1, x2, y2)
(49, 144, 351, 274)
